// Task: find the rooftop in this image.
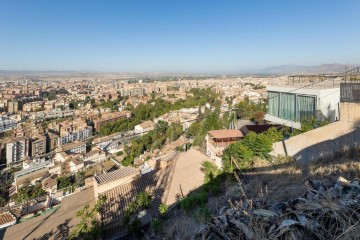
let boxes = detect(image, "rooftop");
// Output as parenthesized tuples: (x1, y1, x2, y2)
(208, 129, 243, 139)
(0, 212, 16, 228)
(94, 166, 139, 185)
(61, 141, 86, 152)
(138, 120, 155, 129)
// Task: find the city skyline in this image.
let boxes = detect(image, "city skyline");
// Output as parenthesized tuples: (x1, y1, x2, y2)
(1, 0, 360, 72)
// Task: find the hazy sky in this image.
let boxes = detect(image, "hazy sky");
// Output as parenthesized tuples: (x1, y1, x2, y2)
(1, 0, 360, 73)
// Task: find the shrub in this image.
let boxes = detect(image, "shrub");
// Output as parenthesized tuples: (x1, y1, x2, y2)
(137, 192, 152, 209)
(180, 191, 208, 212)
(222, 142, 254, 172)
(159, 203, 168, 216)
(151, 218, 162, 234)
(195, 207, 211, 222)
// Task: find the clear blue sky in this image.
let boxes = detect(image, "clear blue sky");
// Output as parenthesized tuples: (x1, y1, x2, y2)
(0, 0, 359, 73)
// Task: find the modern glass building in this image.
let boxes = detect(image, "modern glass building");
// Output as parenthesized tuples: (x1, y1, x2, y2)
(265, 86, 340, 128)
(267, 92, 316, 122)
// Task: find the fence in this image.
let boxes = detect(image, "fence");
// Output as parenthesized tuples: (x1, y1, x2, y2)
(340, 83, 360, 103)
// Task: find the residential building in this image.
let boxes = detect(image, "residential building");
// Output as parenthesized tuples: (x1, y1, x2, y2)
(93, 111, 131, 131)
(23, 101, 44, 112)
(265, 85, 340, 129)
(205, 129, 243, 168)
(83, 149, 106, 165)
(48, 118, 92, 145)
(15, 168, 49, 191)
(30, 136, 47, 157)
(60, 141, 86, 155)
(134, 120, 155, 135)
(0, 116, 17, 132)
(66, 157, 85, 174)
(14, 161, 49, 180)
(119, 88, 145, 97)
(7, 101, 19, 113)
(46, 132, 59, 152)
(6, 137, 29, 164)
(154, 108, 199, 130)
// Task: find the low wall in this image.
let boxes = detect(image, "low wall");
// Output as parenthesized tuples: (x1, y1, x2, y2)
(271, 120, 360, 162)
(271, 102, 360, 162)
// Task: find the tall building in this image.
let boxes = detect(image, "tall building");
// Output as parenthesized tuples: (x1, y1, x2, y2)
(6, 138, 29, 165)
(30, 136, 46, 157)
(7, 101, 19, 113)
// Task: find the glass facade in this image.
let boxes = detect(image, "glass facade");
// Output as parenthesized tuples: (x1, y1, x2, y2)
(296, 95, 316, 121)
(267, 91, 316, 122)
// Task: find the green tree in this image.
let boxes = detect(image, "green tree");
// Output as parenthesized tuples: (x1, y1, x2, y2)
(242, 132, 272, 160)
(75, 172, 86, 188)
(57, 176, 73, 189)
(166, 123, 183, 142)
(186, 122, 200, 139)
(222, 142, 254, 172)
(263, 127, 284, 143)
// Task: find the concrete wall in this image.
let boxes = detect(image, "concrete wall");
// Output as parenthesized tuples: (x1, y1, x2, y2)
(271, 102, 360, 162)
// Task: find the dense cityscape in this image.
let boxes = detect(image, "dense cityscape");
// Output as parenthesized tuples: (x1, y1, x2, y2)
(1, 1, 360, 240)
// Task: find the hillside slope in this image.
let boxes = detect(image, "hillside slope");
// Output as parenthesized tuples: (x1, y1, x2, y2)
(146, 147, 360, 239)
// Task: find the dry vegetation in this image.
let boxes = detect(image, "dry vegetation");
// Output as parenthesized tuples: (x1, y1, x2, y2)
(243, 148, 360, 204)
(148, 147, 360, 240)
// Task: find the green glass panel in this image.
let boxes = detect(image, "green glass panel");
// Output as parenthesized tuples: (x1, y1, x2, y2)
(267, 92, 280, 117)
(296, 95, 315, 122)
(279, 93, 295, 121)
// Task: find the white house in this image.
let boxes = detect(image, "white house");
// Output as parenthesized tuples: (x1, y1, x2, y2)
(265, 85, 340, 129)
(134, 120, 155, 135)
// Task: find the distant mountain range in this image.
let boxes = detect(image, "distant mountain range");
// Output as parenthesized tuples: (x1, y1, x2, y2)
(256, 64, 357, 74)
(0, 63, 358, 76)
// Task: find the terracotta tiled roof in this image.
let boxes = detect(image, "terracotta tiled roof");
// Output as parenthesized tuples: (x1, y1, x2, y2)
(95, 167, 139, 185)
(100, 171, 161, 228)
(208, 129, 243, 139)
(139, 120, 154, 129)
(101, 149, 207, 238)
(0, 212, 16, 227)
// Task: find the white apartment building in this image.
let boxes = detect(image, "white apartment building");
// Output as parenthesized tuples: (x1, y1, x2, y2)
(0, 116, 17, 132)
(6, 138, 29, 165)
(58, 126, 92, 145)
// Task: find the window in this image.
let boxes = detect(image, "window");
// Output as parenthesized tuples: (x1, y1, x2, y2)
(296, 95, 316, 122)
(267, 92, 280, 117)
(279, 93, 296, 121)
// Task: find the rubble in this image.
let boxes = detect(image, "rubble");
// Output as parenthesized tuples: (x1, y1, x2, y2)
(194, 177, 360, 240)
